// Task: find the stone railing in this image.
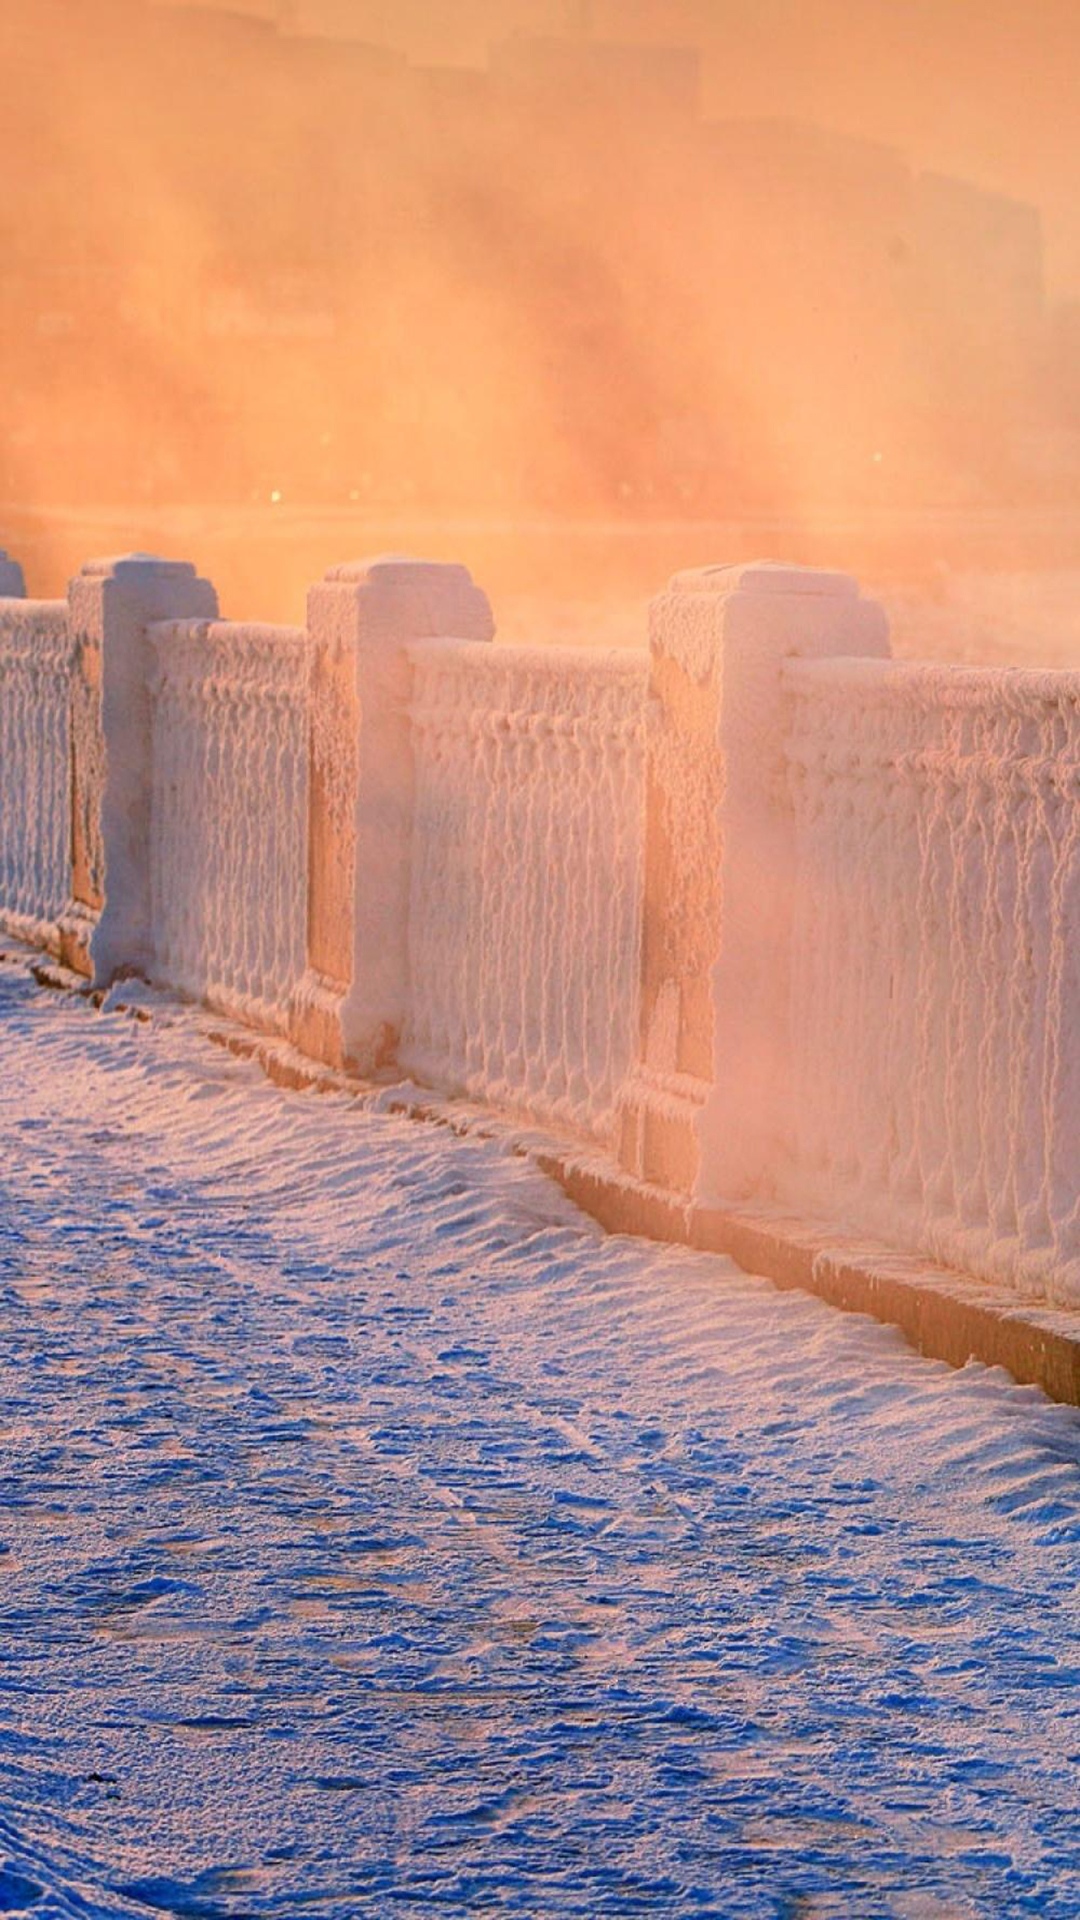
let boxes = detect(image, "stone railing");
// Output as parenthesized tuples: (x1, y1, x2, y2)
(0, 547, 106, 974)
(403, 640, 647, 1140)
(0, 595, 74, 952)
(1, 544, 1077, 1305)
(617, 564, 889, 1200)
(148, 618, 310, 1031)
(783, 655, 1080, 1296)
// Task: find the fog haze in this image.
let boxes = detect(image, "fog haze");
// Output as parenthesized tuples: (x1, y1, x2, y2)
(5, 0, 1079, 609)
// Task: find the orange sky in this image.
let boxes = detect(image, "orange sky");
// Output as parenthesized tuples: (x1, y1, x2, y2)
(161, 0, 1080, 294)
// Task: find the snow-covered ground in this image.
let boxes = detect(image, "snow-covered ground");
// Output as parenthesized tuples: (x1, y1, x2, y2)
(1, 958, 1079, 1919)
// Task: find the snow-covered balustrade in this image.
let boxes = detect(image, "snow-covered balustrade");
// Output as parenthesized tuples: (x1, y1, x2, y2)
(290, 556, 497, 1074)
(0, 551, 210, 978)
(784, 655, 1080, 1300)
(617, 562, 1080, 1302)
(4, 538, 1079, 1306)
(402, 641, 648, 1141)
(73, 554, 220, 984)
(0, 594, 75, 952)
(147, 618, 310, 1031)
(618, 564, 891, 1195)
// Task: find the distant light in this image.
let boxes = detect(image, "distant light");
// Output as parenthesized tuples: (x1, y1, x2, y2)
(872, 451, 884, 463)
(270, 489, 283, 504)
(348, 488, 360, 501)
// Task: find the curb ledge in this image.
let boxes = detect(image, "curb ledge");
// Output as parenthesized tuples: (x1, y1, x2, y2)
(208, 1013, 1080, 1411)
(552, 1156, 1080, 1408)
(11, 945, 1079, 1413)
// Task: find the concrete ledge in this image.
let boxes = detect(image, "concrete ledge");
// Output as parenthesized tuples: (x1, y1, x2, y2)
(203, 1020, 1080, 1409)
(0, 908, 63, 963)
(549, 1155, 1080, 1408)
(9, 943, 1080, 1412)
(0, 903, 99, 978)
(187, 1026, 1080, 1410)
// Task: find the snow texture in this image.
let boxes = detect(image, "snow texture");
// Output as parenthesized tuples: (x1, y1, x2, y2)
(0, 599, 74, 944)
(403, 641, 647, 1141)
(1, 957, 1080, 1918)
(147, 619, 310, 1032)
(786, 655, 1080, 1303)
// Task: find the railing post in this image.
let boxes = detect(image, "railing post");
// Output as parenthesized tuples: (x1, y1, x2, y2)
(617, 561, 889, 1203)
(0, 550, 25, 596)
(291, 555, 493, 1076)
(73, 555, 218, 987)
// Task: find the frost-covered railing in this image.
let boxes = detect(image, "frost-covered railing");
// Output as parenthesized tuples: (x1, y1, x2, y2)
(0, 554, 221, 978)
(4, 545, 1078, 1307)
(148, 619, 310, 1031)
(783, 656, 1080, 1299)
(0, 599, 75, 949)
(402, 642, 647, 1141)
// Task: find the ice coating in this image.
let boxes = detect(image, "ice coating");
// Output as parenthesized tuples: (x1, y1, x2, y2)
(785, 654, 1080, 1303)
(148, 619, 310, 1031)
(403, 640, 647, 1141)
(0, 598, 74, 947)
(1, 546, 1078, 1307)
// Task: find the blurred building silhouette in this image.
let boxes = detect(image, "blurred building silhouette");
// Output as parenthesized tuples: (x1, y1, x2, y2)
(0, 0, 1069, 510)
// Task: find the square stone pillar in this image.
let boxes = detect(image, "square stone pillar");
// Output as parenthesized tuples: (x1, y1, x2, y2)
(75, 556, 218, 986)
(290, 555, 493, 1076)
(617, 562, 889, 1202)
(0, 551, 25, 597)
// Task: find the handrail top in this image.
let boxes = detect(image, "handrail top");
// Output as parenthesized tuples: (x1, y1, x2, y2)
(148, 617, 305, 646)
(784, 652, 1080, 702)
(407, 636, 647, 676)
(0, 598, 68, 622)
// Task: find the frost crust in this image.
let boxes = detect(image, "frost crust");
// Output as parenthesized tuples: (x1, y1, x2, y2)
(402, 641, 647, 1142)
(0, 600, 75, 942)
(785, 655, 1080, 1302)
(148, 619, 310, 1030)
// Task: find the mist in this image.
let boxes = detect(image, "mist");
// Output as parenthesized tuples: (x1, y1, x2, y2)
(3, 0, 1079, 615)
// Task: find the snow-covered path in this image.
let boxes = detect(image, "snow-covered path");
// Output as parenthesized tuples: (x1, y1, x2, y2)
(1, 961, 1079, 1919)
